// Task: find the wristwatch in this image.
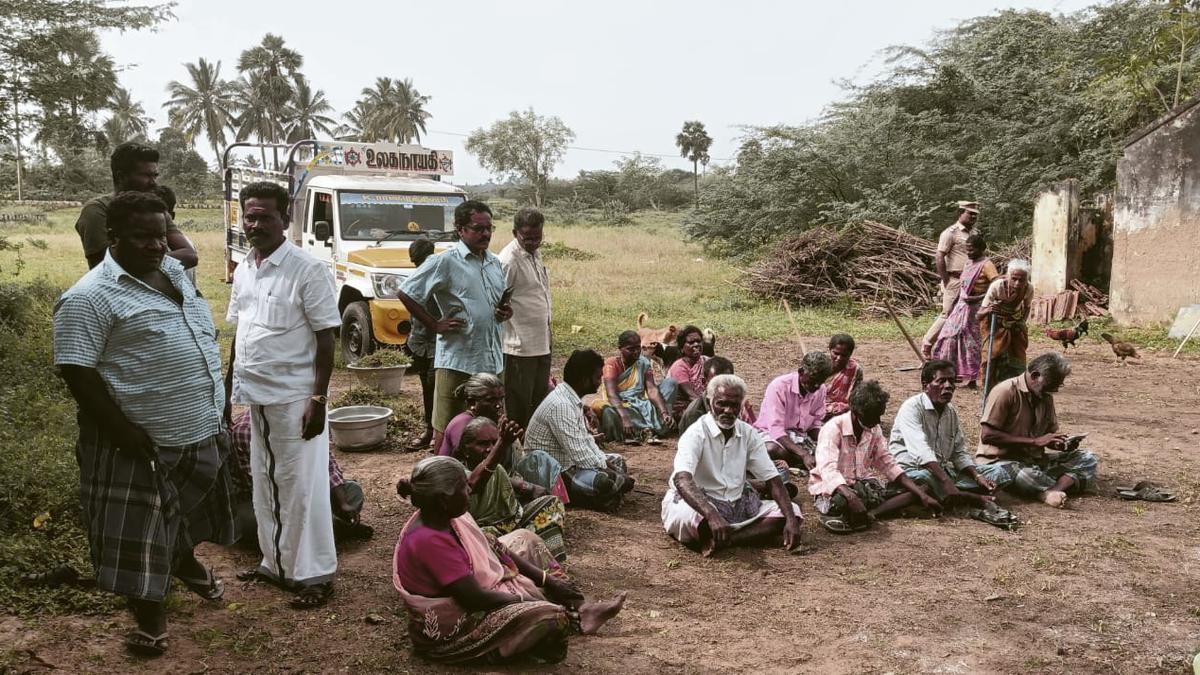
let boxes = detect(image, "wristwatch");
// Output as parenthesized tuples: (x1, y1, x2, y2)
(310, 394, 328, 405)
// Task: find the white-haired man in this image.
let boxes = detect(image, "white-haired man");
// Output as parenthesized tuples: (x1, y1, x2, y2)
(662, 374, 802, 557)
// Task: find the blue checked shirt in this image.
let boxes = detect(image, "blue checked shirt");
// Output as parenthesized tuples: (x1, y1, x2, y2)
(400, 240, 505, 375)
(53, 252, 224, 446)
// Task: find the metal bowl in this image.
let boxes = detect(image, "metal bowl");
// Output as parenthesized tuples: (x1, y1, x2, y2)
(328, 405, 393, 451)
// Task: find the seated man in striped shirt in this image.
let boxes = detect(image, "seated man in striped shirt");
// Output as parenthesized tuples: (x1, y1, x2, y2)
(525, 350, 635, 512)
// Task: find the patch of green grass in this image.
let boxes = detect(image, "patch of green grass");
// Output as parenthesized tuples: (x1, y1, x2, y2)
(193, 625, 274, 657)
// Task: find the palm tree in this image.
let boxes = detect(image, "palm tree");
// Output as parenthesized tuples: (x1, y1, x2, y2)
(164, 58, 239, 167)
(236, 34, 302, 146)
(356, 77, 431, 144)
(103, 87, 152, 145)
(284, 76, 337, 142)
(232, 77, 277, 167)
(334, 102, 369, 141)
(675, 120, 713, 206)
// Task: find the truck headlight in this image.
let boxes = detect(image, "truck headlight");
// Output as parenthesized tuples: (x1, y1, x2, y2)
(372, 273, 404, 298)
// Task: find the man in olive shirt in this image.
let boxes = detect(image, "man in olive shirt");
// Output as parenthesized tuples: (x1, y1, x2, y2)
(75, 142, 198, 270)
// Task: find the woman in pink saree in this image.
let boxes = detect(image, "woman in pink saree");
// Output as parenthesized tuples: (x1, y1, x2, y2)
(393, 457, 625, 664)
(932, 234, 999, 388)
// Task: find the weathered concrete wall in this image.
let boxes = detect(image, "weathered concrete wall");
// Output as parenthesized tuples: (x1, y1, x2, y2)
(1031, 180, 1080, 296)
(1112, 103, 1200, 325)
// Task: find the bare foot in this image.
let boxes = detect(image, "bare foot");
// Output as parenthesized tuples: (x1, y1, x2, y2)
(1041, 490, 1067, 508)
(695, 523, 718, 558)
(578, 592, 627, 635)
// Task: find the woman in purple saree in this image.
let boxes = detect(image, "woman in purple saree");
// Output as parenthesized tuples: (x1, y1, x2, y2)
(932, 234, 999, 388)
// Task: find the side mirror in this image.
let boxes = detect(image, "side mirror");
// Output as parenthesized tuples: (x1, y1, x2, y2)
(313, 220, 331, 241)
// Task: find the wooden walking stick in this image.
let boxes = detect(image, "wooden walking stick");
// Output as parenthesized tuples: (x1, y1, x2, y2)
(881, 295, 925, 363)
(1172, 315, 1200, 359)
(781, 299, 809, 354)
(981, 312, 998, 415)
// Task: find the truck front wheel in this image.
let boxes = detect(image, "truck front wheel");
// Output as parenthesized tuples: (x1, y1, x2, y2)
(341, 301, 374, 364)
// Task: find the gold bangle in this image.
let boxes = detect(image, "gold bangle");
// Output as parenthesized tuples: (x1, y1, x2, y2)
(541, 570, 547, 586)
(482, 465, 495, 474)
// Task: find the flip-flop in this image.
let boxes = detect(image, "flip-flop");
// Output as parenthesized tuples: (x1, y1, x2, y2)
(125, 630, 168, 657)
(178, 567, 224, 601)
(969, 503, 1020, 530)
(1116, 481, 1177, 502)
(818, 514, 853, 534)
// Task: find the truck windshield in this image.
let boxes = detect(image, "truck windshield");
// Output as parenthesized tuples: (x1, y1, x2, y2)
(338, 192, 465, 240)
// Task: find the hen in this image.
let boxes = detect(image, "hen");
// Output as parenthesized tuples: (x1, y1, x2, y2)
(1101, 332, 1140, 364)
(1044, 318, 1089, 352)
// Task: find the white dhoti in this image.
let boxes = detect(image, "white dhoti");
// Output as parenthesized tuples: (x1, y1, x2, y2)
(660, 487, 799, 545)
(250, 399, 337, 587)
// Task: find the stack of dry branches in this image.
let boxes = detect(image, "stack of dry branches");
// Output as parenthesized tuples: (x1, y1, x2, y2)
(741, 221, 941, 315)
(990, 236, 1031, 273)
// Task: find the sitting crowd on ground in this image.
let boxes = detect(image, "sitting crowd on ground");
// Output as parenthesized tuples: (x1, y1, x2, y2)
(51, 145, 1106, 664)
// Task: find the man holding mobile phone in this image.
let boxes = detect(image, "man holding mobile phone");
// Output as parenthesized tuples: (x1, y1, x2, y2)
(498, 207, 553, 428)
(398, 201, 511, 436)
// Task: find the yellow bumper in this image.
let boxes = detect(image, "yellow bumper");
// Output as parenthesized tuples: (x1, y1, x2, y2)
(369, 299, 413, 345)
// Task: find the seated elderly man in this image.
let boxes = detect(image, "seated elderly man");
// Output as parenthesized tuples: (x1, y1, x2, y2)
(889, 360, 1018, 528)
(526, 349, 635, 512)
(662, 374, 802, 557)
(808, 380, 941, 533)
(978, 352, 1098, 508)
(754, 351, 834, 471)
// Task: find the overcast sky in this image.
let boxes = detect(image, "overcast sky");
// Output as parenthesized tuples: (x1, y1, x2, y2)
(100, 0, 1094, 185)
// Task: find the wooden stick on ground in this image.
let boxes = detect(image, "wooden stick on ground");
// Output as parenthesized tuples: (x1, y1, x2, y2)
(781, 299, 809, 354)
(1173, 316, 1200, 359)
(882, 295, 926, 362)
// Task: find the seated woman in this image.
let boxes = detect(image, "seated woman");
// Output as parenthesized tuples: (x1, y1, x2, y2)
(393, 456, 626, 665)
(590, 330, 674, 444)
(453, 416, 568, 561)
(661, 325, 708, 419)
(676, 356, 756, 434)
(824, 333, 864, 419)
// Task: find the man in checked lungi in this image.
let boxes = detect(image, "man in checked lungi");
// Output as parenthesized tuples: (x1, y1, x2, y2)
(54, 191, 238, 657)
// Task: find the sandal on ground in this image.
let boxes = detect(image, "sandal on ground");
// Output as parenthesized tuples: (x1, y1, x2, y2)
(969, 503, 1019, 530)
(236, 567, 268, 582)
(178, 567, 224, 601)
(125, 630, 168, 657)
(290, 582, 334, 610)
(818, 514, 854, 534)
(1117, 480, 1176, 502)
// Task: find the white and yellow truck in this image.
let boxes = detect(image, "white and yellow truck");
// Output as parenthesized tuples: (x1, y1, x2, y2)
(222, 140, 465, 362)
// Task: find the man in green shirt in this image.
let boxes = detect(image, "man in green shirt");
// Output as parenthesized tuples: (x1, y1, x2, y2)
(75, 142, 198, 270)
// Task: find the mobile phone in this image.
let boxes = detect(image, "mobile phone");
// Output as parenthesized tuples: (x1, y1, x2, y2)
(498, 287, 514, 307)
(1065, 433, 1088, 450)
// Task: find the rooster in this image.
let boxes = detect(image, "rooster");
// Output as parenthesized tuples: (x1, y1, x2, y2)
(1101, 332, 1140, 365)
(1044, 318, 1089, 352)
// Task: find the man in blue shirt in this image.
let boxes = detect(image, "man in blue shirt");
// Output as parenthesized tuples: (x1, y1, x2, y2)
(398, 200, 513, 440)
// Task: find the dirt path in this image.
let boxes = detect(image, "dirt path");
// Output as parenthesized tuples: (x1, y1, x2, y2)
(7, 335, 1200, 673)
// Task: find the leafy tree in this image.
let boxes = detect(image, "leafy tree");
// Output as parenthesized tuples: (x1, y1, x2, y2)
(285, 76, 337, 142)
(164, 57, 238, 167)
(466, 109, 574, 207)
(352, 77, 431, 143)
(675, 120, 712, 205)
(102, 87, 151, 146)
(24, 29, 117, 155)
(155, 126, 218, 200)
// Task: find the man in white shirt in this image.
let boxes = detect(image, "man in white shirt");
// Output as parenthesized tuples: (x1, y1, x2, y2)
(662, 374, 802, 557)
(498, 207, 552, 427)
(223, 181, 342, 609)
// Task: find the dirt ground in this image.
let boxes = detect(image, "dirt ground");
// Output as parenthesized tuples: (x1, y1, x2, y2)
(4, 334, 1200, 674)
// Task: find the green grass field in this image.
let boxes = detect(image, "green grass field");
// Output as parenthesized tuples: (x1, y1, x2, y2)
(0, 206, 1192, 357)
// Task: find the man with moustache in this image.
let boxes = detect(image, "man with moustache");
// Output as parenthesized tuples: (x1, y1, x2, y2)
(224, 181, 342, 609)
(662, 374, 803, 557)
(889, 359, 1015, 524)
(398, 200, 513, 442)
(55, 191, 236, 656)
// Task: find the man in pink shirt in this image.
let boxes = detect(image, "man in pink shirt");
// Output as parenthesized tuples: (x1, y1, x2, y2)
(754, 351, 833, 471)
(808, 380, 940, 533)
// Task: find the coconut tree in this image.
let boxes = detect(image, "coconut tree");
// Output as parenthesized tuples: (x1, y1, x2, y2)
(164, 58, 239, 166)
(675, 120, 712, 206)
(236, 34, 302, 147)
(335, 102, 369, 141)
(356, 77, 431, 144)
(284, 76, 337, 142)
(103, 87, 152, 145)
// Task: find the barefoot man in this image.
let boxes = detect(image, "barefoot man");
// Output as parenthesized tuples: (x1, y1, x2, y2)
(662, 374, 802, 556)
(978, 352, 1099, 508)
